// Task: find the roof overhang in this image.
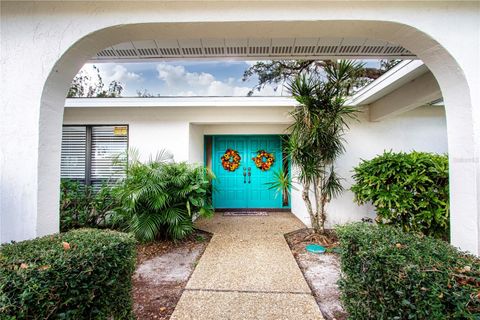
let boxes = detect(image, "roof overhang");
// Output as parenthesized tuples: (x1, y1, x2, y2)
(65, 96, 296, 108)
(346, 60, 428, 106)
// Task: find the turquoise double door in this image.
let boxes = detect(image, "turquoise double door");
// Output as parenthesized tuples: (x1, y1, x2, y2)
(212, 135, 285, 209)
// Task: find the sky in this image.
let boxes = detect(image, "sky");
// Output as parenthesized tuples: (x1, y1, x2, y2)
(75, 60, 383, 97)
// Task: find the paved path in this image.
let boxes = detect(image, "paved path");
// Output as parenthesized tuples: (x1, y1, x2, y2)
(171, 212, 324, 320)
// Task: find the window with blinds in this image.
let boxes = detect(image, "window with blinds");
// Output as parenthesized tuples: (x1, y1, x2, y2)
(60, 125, 128, 187)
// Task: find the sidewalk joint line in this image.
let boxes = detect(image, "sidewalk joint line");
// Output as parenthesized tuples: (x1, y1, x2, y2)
(185, 288, 313, 296)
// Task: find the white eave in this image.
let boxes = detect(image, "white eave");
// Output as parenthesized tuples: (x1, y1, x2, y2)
(65, 96, 296, 108)
(346, 60, 428, 106)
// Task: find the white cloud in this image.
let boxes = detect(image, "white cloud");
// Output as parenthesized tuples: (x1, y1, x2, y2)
(100, 64, 143, 83)
(155, 62, 280, 96)
(156, 63, 250, 96)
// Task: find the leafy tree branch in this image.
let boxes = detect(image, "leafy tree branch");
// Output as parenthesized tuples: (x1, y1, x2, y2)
(67, 65, 123, 98)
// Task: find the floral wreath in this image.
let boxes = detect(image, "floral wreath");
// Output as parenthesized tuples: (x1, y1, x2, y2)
(221, 149, 241, 172)
(252, 150, 275, 171)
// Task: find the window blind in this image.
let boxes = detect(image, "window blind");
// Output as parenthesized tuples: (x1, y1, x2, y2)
(60, 126, 87, 182)
(91, 126, 128, 188)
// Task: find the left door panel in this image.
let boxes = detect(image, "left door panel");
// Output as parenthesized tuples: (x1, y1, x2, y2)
(213, 136, 248, 208)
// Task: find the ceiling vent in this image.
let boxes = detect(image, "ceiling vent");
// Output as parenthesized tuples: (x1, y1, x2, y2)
(96, 49, 117, 57)
(272, 46, 292, 54)
(205, 47, 225, 55)
(115, 49, 137, 57)
(182, 47, 203, 55)
(316, 46, 337, 54)
(159, 48, 181, 56)
(226, 46, 247, 55)
(362, 46, 384, 54)
(91, 37, 416, 62)
(339, 45, 361, 54)
(384, 45, 411, 55)
(249, 46, 270, 55)
(137, 48, 159, 56)
(294, 46, 316, 54)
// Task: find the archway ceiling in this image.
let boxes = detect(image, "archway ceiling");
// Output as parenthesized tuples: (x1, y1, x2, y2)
(90, 37, 416, 62)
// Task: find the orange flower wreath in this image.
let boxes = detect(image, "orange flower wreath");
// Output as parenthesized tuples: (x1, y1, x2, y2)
(221, 149, 241, 172)
(252, 150, 275, 171)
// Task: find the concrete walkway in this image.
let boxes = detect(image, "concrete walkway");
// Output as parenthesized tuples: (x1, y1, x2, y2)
(171, 212, 324, 320)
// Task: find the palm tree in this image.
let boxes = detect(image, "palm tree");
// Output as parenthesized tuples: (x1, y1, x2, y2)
(286, 60, 362, 235)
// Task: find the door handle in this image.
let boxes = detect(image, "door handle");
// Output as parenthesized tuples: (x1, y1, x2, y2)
(248, 167, 251, 184)
(243, 167, 247, 184)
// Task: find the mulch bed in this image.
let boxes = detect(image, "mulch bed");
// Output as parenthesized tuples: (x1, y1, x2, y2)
(133, 230, 212, 320)
(285, 228, 348, 320)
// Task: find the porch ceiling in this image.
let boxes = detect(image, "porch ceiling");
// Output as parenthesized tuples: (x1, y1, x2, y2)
(90, 37, 416, 62)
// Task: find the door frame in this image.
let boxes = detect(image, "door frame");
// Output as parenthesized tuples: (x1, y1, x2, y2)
(205, 134, 291, 210)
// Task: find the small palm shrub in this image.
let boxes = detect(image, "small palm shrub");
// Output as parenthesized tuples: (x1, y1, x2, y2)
(115, 157, 214, 241)
(351, 151, 449, 239)
(265, 169, 294, 206)
(60, 180, 120, 232)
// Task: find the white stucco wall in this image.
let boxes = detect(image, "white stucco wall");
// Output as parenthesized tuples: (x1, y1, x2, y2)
(64, 104, 447, 228)
(63, 106, 291, 162)
(291, 106, 448, 227)
(189, 124, 205, 165)
(203, 124, 289, 135)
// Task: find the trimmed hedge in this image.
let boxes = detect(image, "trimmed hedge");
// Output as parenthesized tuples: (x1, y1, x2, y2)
(336, 223, 480, 319)
(351, 151, 449, 239)
(0, 229, 136, 319)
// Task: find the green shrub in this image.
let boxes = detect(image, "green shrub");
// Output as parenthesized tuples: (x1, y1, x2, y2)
(351, 151, 449, 238)
(60, 180, 120, 232)
(336, 223, 480, 319)
(0, 229, 136, 319)
(115, 159, 214, 242)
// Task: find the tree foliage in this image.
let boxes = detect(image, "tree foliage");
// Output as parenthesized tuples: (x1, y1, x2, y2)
(243, 59, 400, 96)
(136, 88, 161, 98)
(286, 60, 362, 234)
(67, 65, 123, 98)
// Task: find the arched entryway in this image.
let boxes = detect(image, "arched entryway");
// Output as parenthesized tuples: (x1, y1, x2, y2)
(1, 2, 478, 254)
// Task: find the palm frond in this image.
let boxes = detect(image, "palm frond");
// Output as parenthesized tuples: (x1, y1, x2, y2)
(323, 166, 344, 200)
(265, 169, 296, 196)
(130, 212, 165, 242)
(149, 149, 174, 164)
